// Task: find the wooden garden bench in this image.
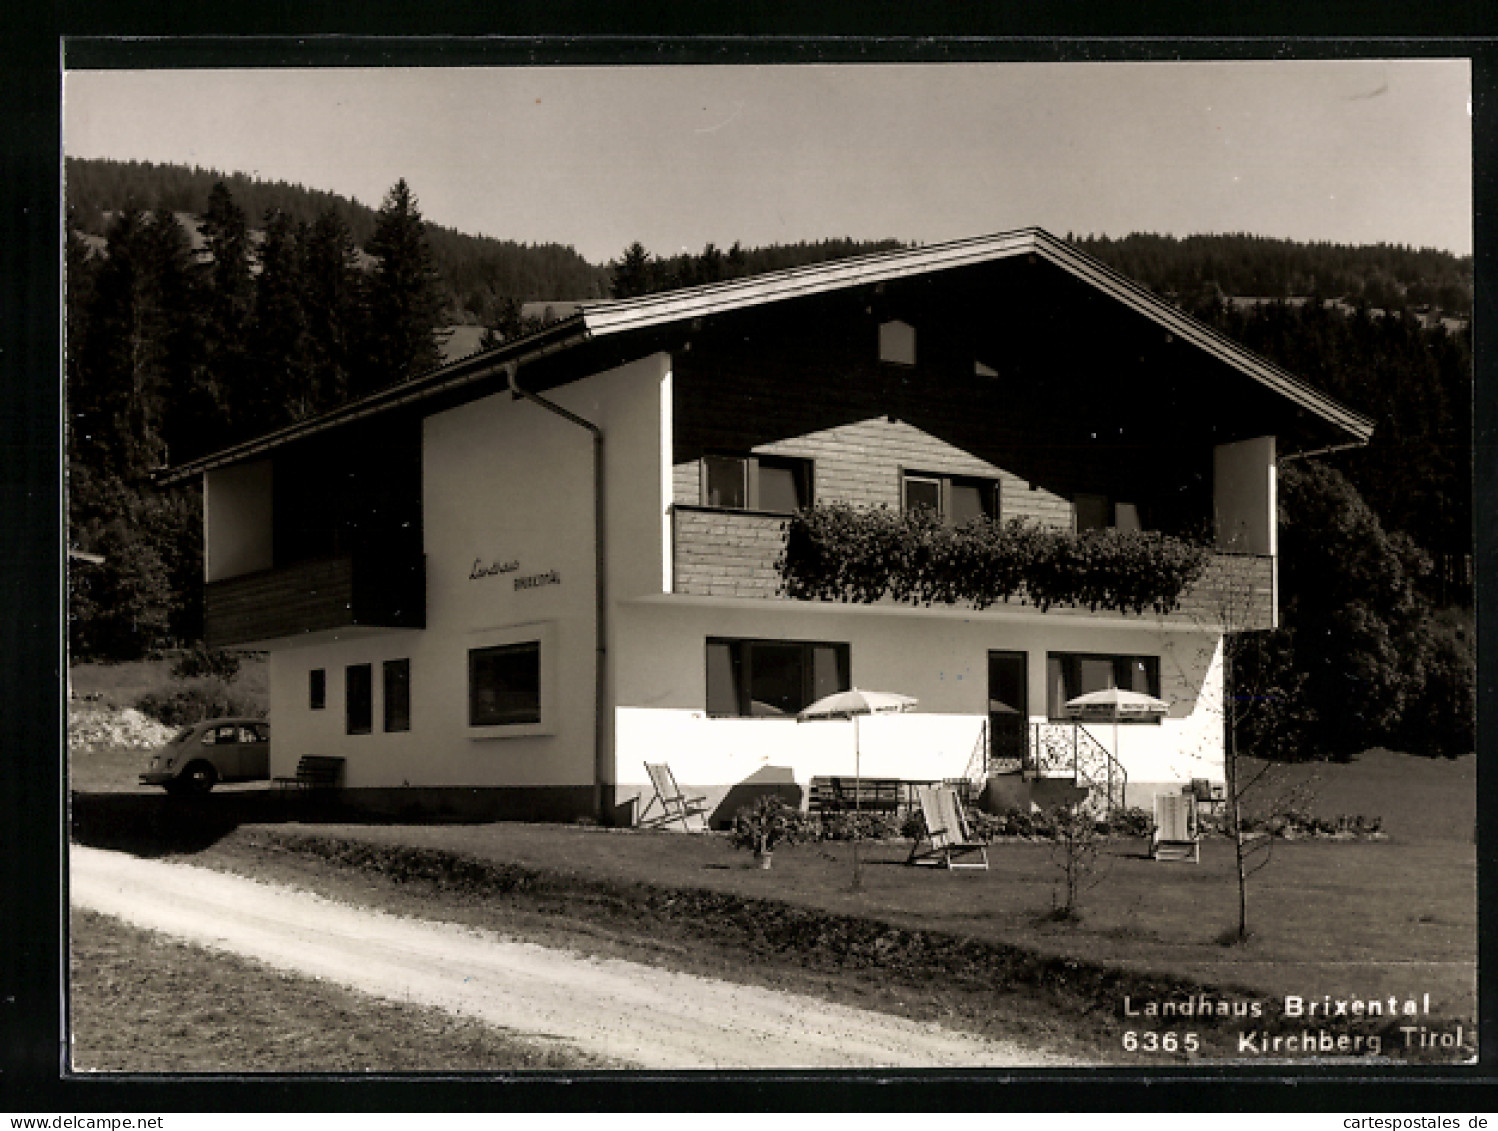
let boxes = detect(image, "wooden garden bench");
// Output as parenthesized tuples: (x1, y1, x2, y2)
(807, 776, 904, 815)
(273, 754, 346, 790)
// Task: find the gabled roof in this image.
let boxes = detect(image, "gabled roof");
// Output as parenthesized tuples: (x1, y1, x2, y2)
(156, 226, 1374, 484)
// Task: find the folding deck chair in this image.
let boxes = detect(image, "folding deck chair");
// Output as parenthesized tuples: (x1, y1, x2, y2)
(1151, 791, 1201, 862)
(639, 762, 711, 832)
(906, 784, 989, 870)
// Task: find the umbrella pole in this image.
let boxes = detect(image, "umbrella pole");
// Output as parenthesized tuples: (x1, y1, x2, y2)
(852, 712, 863, 892)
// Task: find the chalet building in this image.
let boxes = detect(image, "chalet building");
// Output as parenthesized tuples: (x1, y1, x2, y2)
(161, 229, 1372, 824)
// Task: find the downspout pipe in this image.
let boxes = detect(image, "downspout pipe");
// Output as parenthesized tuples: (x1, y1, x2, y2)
(505, 362, 610, 824)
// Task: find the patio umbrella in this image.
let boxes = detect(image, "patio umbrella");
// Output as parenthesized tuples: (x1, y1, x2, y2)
(1064, 687, 1171, 719)
(798, 688, 918, 890)
(1064, 688, 1169, 807)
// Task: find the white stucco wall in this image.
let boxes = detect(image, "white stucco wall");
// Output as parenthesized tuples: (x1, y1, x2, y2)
(261, 352, 671, 791)
(611, 598, 1226, 810)
(204, 459, 273, 582)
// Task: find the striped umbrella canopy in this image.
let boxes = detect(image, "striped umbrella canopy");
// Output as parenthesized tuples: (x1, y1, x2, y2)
(797, 687, 919, 720)
(1064, 687, 1170, 719)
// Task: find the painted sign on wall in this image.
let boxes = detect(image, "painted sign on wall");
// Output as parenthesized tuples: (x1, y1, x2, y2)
(469, 558, 520, 580)
(514, 570, 561, 591)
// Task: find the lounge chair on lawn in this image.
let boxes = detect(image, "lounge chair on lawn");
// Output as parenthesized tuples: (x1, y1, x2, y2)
(639, 762, 711, 832)
(907, 784, 989, 870)
(1151, 791, 1200, 863)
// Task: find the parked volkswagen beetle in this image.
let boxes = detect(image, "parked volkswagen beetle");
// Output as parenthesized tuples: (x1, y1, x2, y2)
(140, 717, 270, 794)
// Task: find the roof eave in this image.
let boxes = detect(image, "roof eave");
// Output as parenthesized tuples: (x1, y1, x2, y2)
(153, 315, 592, 485)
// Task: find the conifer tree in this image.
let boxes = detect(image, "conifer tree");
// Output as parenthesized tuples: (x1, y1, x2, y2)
(361, 179, 444, 394)
(303, 206, 363, 412)
(725, 241, 747, 280)
(141, 210, 207, 465)
(199, 182, 255, 440)
(64, 210, 99, 471)
(74, 207, 173, 479)
(250, 209, 313, 425)
(610, 241, 654, 298)
(697, 242, 724, 284)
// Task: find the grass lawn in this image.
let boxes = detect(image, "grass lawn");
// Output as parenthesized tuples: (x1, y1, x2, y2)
(71, 745, 1476, 1066)
(70, 743, 157, 795)
(69, 909, 618, 1072)
(1237, 748, 1475, 844)
(165, 813, 1472, 1065)
(70, 655, 267, 711)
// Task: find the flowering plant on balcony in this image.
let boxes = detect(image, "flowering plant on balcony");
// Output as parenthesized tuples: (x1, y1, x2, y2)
(779, 505, 1210, 616)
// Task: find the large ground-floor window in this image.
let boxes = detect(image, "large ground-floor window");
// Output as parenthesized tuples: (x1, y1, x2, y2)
(469, 641, 541, 726)
(1046, 651, 1160, 719)
(706, 637, 850, 717)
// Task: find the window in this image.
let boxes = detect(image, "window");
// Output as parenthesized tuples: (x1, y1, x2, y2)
(879, 320, 916, 365)
(1075, 494, 1143, 532)
(384, 658, 411, 732)
(701, 454, 812, 513)
(706, 638, 850, 717)
(902, 471, 998, 525)
(309, 669, 326, 710)
(469, 641, 541, 726)
(1074, 493, 1111, 532)
(1046, 652, 1160, 719)
(346, 663, 372, 735)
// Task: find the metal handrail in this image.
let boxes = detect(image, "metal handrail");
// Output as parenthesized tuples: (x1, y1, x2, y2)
(1027, 720, 1129, 813)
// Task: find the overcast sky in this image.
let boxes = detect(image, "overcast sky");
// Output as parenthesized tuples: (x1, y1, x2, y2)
(63, 60, 1472, 264)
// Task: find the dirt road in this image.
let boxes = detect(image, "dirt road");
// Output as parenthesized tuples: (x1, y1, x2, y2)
(72, 845, 1071, 1070)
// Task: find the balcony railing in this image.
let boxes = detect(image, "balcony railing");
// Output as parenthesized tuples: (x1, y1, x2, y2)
(671, 505, 1273, 628)
(205, 551, 425, 648)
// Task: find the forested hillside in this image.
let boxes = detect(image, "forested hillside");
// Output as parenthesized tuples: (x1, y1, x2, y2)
(63, 158, 1474, 757)
(66, 158, 612, 325)
(1073, 231, 1472, 316)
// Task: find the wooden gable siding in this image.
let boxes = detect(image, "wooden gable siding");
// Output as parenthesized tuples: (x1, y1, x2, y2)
(673, 415, 1075, 528)
(669, 294, 1211, 535)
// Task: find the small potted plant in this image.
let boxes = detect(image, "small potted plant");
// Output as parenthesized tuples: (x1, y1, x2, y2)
(731, 795, 798, 869)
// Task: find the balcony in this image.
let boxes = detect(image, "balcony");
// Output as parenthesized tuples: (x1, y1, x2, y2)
(671, 505, 1273, 628)
(205, 551, 425, 648)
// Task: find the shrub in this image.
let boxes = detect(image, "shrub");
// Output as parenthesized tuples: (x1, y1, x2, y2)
(1102, 806, 1154, 838)
(1204, 806, 1383, 840)
(171, 645, 242, 683)
(1398, 614, 1475, 758)
(729, 796, 808, 855)
(1049, 803, 1108, 918)
(816, 810, 903, 841)
(963, 810, 1006, 843)
(899, 809, 927, 841)
(780, 505, 1210, 616)
(136, 682, 264, 727)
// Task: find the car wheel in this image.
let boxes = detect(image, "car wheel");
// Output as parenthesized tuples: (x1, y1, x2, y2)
(177, 761, 218, 795)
